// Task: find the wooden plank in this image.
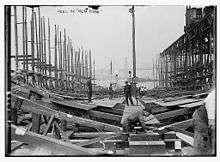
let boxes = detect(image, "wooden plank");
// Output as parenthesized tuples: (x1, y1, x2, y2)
(176, 132, 194, 146)
(70, 132, 121, 139)
(12, 93, 122, 132)
(42, 115, 55, 136)
(179, 101, 204, 108)
(155, 106, 197, 121)
(11, 124, 103, 155)
(158, 119, 193, 134)
(154, 99, 202, 107)
(51, 99, 97, 111)
(76, 133, 122, 147)
(89, 110, 122, 122)
(93, 98, 122, 108)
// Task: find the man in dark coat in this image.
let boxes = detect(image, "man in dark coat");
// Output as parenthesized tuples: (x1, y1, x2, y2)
(87, 78, 92, 102)
(124, 81, 134, 106)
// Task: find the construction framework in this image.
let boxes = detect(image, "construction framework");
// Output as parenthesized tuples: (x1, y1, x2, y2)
(155, 6, 216, 90)
(10, 6, 94, 93)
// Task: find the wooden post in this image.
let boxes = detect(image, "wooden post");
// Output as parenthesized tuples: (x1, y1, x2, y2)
(89, 50, 92, 77)
(213, 6, 216, 88)
(59, 30, 63, 79)
(75, 49, 78, 76)
(81, 48, 84, 77)
(78, 48, 81, 81)
(24, 6, 28, 71)
(5, 6, 11, 154)
(34, 12, 39, 73)
(14, 6, 19, 71)
(54, 25, 58, 87)
(31, 8, 35, 73)
(165, 54, 168, 87)
(48, 18, 51, 76)
(43, 17, 47, 75)
(38, 7, 42, 74)
(85, 52, 88, 78)
(22, 7, 26, 70)
(130, 6, 136, 78)
(31, 113, 41, 133)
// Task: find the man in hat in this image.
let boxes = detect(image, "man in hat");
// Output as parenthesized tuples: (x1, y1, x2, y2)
(124, 81, 134, 106)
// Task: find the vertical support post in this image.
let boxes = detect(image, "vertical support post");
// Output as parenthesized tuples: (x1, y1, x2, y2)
(31, 8, 35, 73)
(131, 6, 136, 78)
(81, 48, 84, 77)
(48, 18, 51, 76)
(54, 25, 58, 87)
(31, 113, 41, 133)
(59, 31, 62, 79)
(43, 17, 47, 75)
(213, 6, 216, 87)
(85, 51, 88, 78)
(5, 5, 11, 155)
(93, 59, 95, 84)
(34, 12, 39, 73)
(24, 6, 28, 71)
(63, 29, 67, 88)
(89, 50, 92, 77)
(14, 6, 18, 71)
(165, 54, 168, 87)
(22, 6, 25, 70)
(38, 7, 42, 74)
(78, 48, 81, 81)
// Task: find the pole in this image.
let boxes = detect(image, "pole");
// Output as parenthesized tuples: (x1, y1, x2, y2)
(130, 6, 136, 78)
(22, 7, 25, 70)
(24, 6, 28, 71)
(48, 18, 51, 76)
(31, 8, 35, 73)
(34, 12, 39, 72)
(89, 50, 92, 77)
(54, 25, 58, 87)
(14, 6, 18, 71)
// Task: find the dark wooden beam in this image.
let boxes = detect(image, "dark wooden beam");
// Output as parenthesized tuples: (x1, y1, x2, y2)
(12, 93, 122, 132)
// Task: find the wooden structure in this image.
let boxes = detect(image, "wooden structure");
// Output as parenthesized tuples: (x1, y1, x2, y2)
(10, 6, 94, 93)
(155, 6, 216, 90)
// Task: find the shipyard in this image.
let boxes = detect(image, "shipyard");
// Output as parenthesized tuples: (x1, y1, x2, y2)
(5, 5, 216, 156)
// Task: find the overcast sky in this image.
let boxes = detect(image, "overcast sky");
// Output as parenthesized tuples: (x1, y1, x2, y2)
(40, 5, 185, 71)
(10, 5, 186, 78)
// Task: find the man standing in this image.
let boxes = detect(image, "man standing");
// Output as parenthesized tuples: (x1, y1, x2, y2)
(109, 83, 113, 99)
(124, 81, 134, 106)
(87, 78, 92, 102)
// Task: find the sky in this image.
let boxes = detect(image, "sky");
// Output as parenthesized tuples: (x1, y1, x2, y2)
(40, 5, 186, 74)
(10, 5, 186, 78)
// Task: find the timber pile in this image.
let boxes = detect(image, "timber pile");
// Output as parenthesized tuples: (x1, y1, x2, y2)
(9, 82, 209, 156)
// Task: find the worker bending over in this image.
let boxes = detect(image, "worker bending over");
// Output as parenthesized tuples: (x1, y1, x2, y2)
(121, 109, 149, 132)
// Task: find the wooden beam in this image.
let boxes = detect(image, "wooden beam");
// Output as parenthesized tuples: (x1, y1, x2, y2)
(31, 113, 41, 133)
(76, 133, 122, 147)
(155, 106, 197, 121)
(42, 114, 55, 136)
(12, 93, 122, 132)
(89, 110, 122, 122)
(176, 132, 193, 146)
(13, 6, 18, 71)
(11, 124, 101, 155)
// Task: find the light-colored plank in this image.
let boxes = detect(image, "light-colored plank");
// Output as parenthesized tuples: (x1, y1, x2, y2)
(176, 132, 194, 146)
